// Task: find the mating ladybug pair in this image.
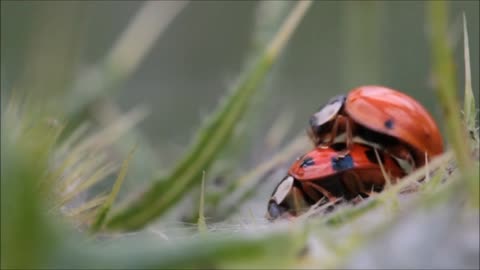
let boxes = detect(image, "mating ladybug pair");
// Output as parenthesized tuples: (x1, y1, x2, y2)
(266, 85, 444, 220)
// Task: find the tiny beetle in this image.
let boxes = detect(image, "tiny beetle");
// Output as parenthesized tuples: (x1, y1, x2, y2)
(266, 143, 405, 220)
(308, 85, 444, 171)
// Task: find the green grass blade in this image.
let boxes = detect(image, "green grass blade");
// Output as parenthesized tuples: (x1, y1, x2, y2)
(427, 2, 478, 206)
(462, 13, 478, 136)
(181, 2, 298, 223)
(197, 171, 208, 233)
(91, 144, 137, 232)
(56, 229, 307, 269)
(105, 1, 313, 231)
(1, 104, 58, 269)
(427, 1, 472, 173)
(65, 193, 108, 218)
(58, 162, 117, 207)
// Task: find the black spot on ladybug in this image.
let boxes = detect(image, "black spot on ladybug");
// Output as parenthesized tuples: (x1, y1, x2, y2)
(331, 155, 354, 171)
(384, 119, 394, 129)
(365, 149, 385, 164)
(300, 157, 315, 168)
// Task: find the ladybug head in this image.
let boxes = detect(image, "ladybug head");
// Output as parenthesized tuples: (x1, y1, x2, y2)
(266, 176, 295, 220)
(308, 95, 346, 140)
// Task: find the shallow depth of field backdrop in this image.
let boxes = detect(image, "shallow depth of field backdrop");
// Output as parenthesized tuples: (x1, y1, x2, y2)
(1, 1, 479, 269)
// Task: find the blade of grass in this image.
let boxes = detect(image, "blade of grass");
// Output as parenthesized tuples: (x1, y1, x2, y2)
(64, 193, 108, 218)
(427, 1, 477, 206)
(52, 106, 146, 199)
(197, 171, 207, 233)
(91, 144, 137, 232)
(427, 1, 471, 171)
(1, 104, 59, 269)
(105, 0, 313, 231)
(253, 1, 295, 51)
(57, 152, 109, 194)
(373, 148, 400, 213)
(181, 2, 298, 223)
(90, 99, 160, 194)
(58, 162, 117, 207)
(462, 13, 477, 133)
(55, 227, 308, 269)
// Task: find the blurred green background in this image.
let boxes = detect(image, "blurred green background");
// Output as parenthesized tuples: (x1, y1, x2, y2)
(2, 0, 478, 151)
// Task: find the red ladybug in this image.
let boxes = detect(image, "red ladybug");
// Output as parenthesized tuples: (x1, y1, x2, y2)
(266, 143, 406, 220)
(308, 85, 444, 172)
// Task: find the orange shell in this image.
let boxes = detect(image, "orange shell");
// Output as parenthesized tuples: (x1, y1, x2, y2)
(288, 144, 405, 183)
(345, 85, 444, 161)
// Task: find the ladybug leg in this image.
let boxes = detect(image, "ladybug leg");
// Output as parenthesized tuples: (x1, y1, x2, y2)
(323, 115, 345, 148)
(341, 171, 369, 200)
(307, 127, 320, 146)
(301, 181, 338, 203)
(336, 116, 354, 157)
(287, 186, 308, 217)
(345, 117, 354, 150)
(300, 182, 323, 203)
(325, 117, 340, 147)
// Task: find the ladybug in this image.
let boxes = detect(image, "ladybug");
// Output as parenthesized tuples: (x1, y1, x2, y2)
(266, 143, 406, 220)
(308, 85, 444, 172)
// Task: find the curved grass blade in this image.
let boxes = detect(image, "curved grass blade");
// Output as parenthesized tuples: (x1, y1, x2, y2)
(427, 1, 478, 206)
(427, 1, 471, 171)
(179, 2, 297, 224)
(91, 144, 137, 232)
(105, 1, 313, 231)
(462, 13, 480, 207)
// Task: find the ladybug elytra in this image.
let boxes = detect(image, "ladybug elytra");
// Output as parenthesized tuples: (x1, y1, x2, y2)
(266, 143, 406, 220)
(308, 85, 444, 172)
